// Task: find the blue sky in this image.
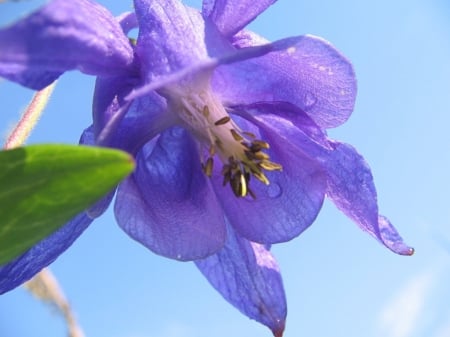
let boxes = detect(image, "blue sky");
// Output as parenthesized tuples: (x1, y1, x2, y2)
(1, 1, 450, 337)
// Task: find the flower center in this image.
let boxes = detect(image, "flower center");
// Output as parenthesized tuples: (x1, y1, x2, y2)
(164, 82, 282, 198)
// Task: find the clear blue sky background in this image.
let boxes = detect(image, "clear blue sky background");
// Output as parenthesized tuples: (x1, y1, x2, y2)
(1, 1, 450, 337)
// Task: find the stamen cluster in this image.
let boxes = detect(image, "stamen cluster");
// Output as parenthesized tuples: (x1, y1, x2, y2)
(176, 90, 282, 198)
(202, 117, 283, 198)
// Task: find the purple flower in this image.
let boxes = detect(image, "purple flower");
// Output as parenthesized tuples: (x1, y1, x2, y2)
(0, 0, 413, 335)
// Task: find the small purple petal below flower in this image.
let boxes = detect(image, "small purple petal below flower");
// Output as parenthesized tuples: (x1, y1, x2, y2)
(196, 224, 286, 336)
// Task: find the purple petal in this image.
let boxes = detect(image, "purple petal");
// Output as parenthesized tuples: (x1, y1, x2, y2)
(0, 0, 134, 90)
(92, 75, 137, 146)
(116, 12, 138, 35)
(325, 141, 413, 255)
(233, 101, 331, 150)
(95, 81, 171, 154)
(212, 109, 327, 244)
(214, 33, 357, 128)
(78, 126, 117, 218)
(242, 106, 412, 255)
(0, 212, 93, 294)
(195, 224, 286, 336)
(134, 0, 231, 79)
(127, 35, 305, 101)
(114, 127, 226, 261)
(202, 0, 277, 37)
(378, 216, 414, 255)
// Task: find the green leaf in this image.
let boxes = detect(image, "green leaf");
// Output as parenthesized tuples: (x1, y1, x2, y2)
(0, 144, 134, 265)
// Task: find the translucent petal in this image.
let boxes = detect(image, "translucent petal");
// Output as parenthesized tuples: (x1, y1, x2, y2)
(242, 106, 413, 255)
(115, 127, 226, 260)
(213, 33, 357, 128)
(0, 0, 134, 89)
(127, 35, 305, 101)
(325, 141, 413, 255)
(233, 101, 331, 150)
(211, 109, 327, 244)
(195, 224, 286, 336)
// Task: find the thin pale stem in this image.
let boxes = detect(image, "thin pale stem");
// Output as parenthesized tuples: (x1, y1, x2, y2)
(24, 269, 85, 337)
(4, 81, 56, 149)
(3, 82, 85, 337)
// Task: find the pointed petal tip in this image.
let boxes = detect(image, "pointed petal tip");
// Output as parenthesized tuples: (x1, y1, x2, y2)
(272, 326, 285, 337)
(384, 240, 415, 257)
(402, 247, 415, 256)
(384, 241, 414, 256)
(270, 317, 286, 337)
(377, 215, 414, 257)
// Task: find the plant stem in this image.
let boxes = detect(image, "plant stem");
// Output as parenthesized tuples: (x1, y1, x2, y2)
(4, 81, 56, 149)
(24, 269, 85, 337)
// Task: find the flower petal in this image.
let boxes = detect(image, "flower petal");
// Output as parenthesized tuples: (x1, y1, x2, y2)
(214, 33, 357, 128)
(0, 212, 93, 294)
(134, 0, 231, 79)
(202, 0, 277, 37)
(116, 12, 138, 35)
(92, 75, 137, 146)
(95, 84, 172, 154)
(195, 224, 286, 336)
(0, 0, 134, 90)
(212, 108, 327, 244)
(78, 126, 117, 218)
(325, 141, 413, 255)
(114, 127, 226, 261)
(233, 101, 330, 150)
(127, 35, 305, 101)
(243, 106, 412, 255)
